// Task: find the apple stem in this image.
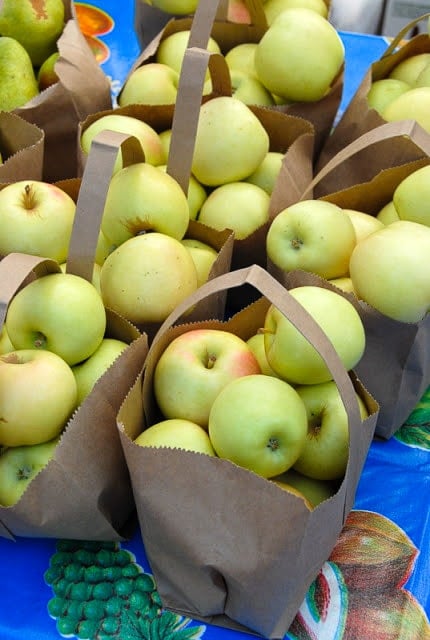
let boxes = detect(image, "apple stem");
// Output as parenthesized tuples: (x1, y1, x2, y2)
(22, 184, 36, 210)
(267, 437, 279, 451)
(206, 353, 217, 369)
(33, 332, 47, 349)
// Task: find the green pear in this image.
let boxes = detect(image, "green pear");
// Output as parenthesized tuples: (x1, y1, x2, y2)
(37, 50, 60, 91)
(0, 0, 65, 67)
(0, 36, 39, 110)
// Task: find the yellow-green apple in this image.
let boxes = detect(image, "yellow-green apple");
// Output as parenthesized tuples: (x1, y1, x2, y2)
(388, 53, 430, 85)
(198, 181, 270, 239)
(80, 114, 165, 173)
(99, 232, 199, 324)
(246, 332, 280, 377)
(254, 8, 344, 102)
(263, 287, 366, 384)
(72, 338, 129, 405)
(156, 30, 221, 79)
(153, 328, 261, 428)
(0, 180, 76, 263)
(227, 0, 252, 23)
(0, 350, 77, 446)
(208, 373, 308, 478)
(230, 69, 275, 106)
(5, 273, 107, 366)
(349, 220, 430, 322)
(269, 476, 314, 509)
(59, 261, 101, 295)
(376, 200, 400, 225)
(118, 62, 180, 106)
(37, 51, 60, 91)
(292, 380, 368, 481)
(328, 276, 356, 295)
(381, 87, 430, 134)
(271, 468, 337, 508)
(0, 325, 14, 355)
(149, 0, 199, 14)
(392, 165, 430, 226)
(367, 78, 411, 115)
(263, 0, 328, 25)
(191, 96, 270, 186)
(95, 230, 114, 265)
(343, 208, 385, 244)
(266, 200, 356, 279)
(158, 128, 172, 163)
(156, 163, 207, 221)
(134, 418, 216, 456)
(180, 238, 218, 287)
(245, 150, 284, 194)
(415, 62, 430, 87)
(224, 43, 259, 78)
(101, 162, 190, 248)
(0, 436, 60, 506)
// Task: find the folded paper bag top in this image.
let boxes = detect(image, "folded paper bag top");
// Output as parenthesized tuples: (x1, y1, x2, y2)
(118, 264, 378, 639)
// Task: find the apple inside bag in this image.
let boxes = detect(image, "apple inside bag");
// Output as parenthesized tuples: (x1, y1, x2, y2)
(117, 264, 378, 639)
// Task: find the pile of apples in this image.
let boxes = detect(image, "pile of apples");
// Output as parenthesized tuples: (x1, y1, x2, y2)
(0, 0, 64, 111)
(266, 162, 430, 323)
(0, 267, 130, 507)
(134, 284, 368, 510)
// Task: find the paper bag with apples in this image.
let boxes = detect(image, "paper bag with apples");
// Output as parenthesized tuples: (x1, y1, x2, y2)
(0, 112, 44, 182)
(288, 120, 430, 439)
(317, 12, 430, 170)
(129, 0, 338, 158)
(0, 133, 152, 540)
(10, 0, 112, 183)
(117, 264, 378, 639)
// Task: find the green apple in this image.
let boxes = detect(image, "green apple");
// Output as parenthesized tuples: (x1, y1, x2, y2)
(191, 96, 270, 186)
(367, 78, 411, 115)
(5, 273, 107, 366)
(0, 436, 60, 506)
(225, 43, 259, 78)
(388, 53, 430, 86)
(271, 468, 336, 508)
(158, 128, 172, 163)
(246, 332, 280, 377)
(149, 0, 199, 14)
(292, 380, 368, 481)
(0, 180, 76, 263)
(392, 165, 430, 226)
(327, 276, 356, 295)
(153, 328, 261, 428)
(134, 418, 216, 456)
(245, 151, 284, 195)
(263, 287, 366, 384)
(382, 87, 430, 134)
(59, 261, 101, 295)
(266, 200, 356, 279)
(99, 232, 199, 324)
(349, 220, 430, 322)
(80, 114, 165, 173)
(254, 8, 344, 102)
(0, 325, 14, 355)
(208, 373, 308, 478)
(180, 238, 218, 287)
(415, 62, 430, 88)
(95, 230, 115, 265)
(263, 0, 328, 25)
(343, 208, 385, 244)
(198, 181, 270, 239)
(37, 51, 60, 91)
(118, 62, 180, 106)
(156, 163, 207, 221)
(156, 29, 221, 79)
(72, 338, 129, 405)
(376, 200, 400, 225)
(230, 69, 275, 106)
(0, 350, 77, 446)
(101, 162, 190, 248)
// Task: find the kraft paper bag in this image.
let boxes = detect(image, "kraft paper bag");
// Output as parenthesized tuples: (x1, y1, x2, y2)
(118, 264, 378, 639)
(0, 112, 44, 182)
(13, 0, 112, 183)
(131, 0, 337, 158)
(290, 121, 430, 439)
(317, 12, 430, 170)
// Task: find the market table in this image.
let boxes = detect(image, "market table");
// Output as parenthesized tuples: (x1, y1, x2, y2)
(1, 3, 429, 639)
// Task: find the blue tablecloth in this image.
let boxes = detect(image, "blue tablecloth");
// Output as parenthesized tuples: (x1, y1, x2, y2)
(1, 3, 429, 639)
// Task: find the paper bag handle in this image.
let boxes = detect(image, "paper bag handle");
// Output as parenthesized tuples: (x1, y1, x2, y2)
(302, 120, 430, 199)
(382, 12, 430, 58)
(66, 130, 146, 282)
(0, 254, 61, 331)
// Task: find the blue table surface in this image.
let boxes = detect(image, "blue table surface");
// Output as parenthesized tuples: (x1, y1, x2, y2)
(1, 4, 429, 640)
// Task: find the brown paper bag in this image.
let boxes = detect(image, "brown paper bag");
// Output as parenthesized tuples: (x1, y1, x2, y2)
(131, 0, 337, 158)
(0, 112, 44, 182)
(317, 12, 430, 170)
(291, 121, 430, 439)
(13, 0, 112, 183)
(118, 264, 378, 639)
